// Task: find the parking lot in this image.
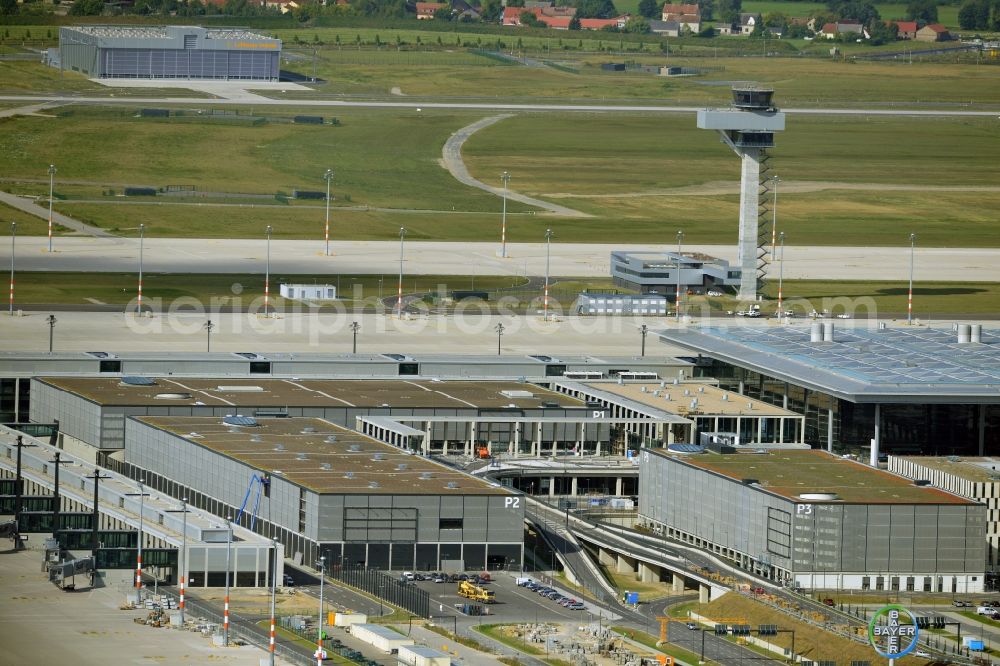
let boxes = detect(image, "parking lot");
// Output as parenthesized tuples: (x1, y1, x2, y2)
(406, 571, 620, 626)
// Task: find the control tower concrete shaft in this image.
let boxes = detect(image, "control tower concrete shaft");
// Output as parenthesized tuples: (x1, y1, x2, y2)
(697, 87, 785, 301)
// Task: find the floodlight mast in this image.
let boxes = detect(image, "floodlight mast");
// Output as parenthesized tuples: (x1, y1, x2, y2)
(697, 86, 785, 302)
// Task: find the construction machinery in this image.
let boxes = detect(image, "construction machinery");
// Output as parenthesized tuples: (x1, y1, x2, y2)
(458, 580, 496, 604)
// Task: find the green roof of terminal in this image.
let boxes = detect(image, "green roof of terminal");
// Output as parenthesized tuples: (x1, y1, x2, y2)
(654, 449, 974, 505)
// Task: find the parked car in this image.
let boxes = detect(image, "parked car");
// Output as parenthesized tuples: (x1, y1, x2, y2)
(914, 650, 931, 658)
(953, 600, 970, 607)
(822, 598, 836, 607)
(568, 602, 586, 610)
(282, 574, 295, 587)
(686, 622, 699, 630)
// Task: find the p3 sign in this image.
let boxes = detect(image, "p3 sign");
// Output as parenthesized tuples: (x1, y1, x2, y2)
(796, 504, 813, 516)
(504, 497, 521, 509)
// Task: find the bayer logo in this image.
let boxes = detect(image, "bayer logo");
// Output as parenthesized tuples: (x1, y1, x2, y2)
(868, 604, 920, 659)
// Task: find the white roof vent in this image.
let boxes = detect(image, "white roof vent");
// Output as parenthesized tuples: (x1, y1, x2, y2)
(419, 472, 433, 480)
(301, 427, 316, 434)
(446, 482, 459, 489)
(251, 434, 262, 442)
(683, 389, 691, 396)
(798, 492, 839, 501)
(349, 444, 361, 452)
(369, 481, 380, 489)
(344, 471, 355, 479)
(663, 393, 670, 401)
(652, 390, 660, 397)
(698, 386, 705, 393)
(296, 453, 308, 461)
(274, 444, 286, 451)
(325, 435, 337, 444)
(747, 402, 754, 410)
(640, 386, 647, 393)
(155, 392, 192, 400)
(689, 399, 698, 410)
(185, 432, 203, 439)
(372, 453, 386, 461)
(320, 463, 332, 471)
(501, 390, 534, 399)
(216, 385, 264, 392)
(396, 463, 408, 471)
(722, 393, 729, 401)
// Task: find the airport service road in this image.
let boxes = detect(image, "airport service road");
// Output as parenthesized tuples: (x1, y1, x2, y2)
(2, 94, 1000, 117)
(6, 236, 1000, 282)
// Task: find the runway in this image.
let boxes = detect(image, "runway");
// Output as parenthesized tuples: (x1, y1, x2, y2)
(5, 236, 999, 282)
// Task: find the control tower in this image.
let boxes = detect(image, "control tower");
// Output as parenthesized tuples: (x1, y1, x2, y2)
(697, 86, 785, 301)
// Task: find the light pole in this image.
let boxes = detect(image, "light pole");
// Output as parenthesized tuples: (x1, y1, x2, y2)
(397, 227, 406, 315)
(907, 232, 916, 325)
(47, 164, 56, 252)
(316, 556, 326, 665)
(166, 499, 190, 626)
(640, 324, 648, 357)
(137, 223, 144, 313)
(499, 171, 510, 258)
(777, 232, 785, 317)
(675, 230, 684, 322)
(350, 321, 360, 353)
(9, 222, 15, 316)
(205, 320, 214, 352)
(224, 516, 232, 646)
(264, 225, 272, 315)
(543, 228, 553, 321)
(495, 322, 505, 355)
(323, 169, 333, 256)
(47, 314, 56, 353)
(770, 175, 779, 260)
(124, 480, 150, 591)
(269, 539, 278, 665)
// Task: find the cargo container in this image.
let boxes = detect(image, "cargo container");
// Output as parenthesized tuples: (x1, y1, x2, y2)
(349, 623, 414, 654)
(397, 644, 452, 666)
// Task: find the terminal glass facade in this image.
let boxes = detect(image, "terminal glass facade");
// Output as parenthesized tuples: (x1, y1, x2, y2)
(694, 358, 1000, 456)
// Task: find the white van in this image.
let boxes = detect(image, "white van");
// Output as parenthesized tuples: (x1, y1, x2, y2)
(977, 606, 995, 616)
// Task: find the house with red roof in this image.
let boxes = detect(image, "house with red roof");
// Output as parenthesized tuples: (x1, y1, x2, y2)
(416, 2, 448, 19)
(894, 20, 918, 40)
(916, 23, 950, 41)
(661, 2, 700, 32)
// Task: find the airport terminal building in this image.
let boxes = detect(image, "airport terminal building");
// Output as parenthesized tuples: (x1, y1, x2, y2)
(57, 25, 281, 81)
(639, 448, 987, 592)
(659, 325, 1000, 459)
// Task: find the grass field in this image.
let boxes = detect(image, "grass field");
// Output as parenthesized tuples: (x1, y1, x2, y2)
(3, 105, 997, 247)
(9, 272, 530, 306)
(762, 280, 1000, 316)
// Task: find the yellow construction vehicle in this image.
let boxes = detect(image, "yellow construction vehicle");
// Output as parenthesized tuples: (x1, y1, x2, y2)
(458, 580, 496, 603)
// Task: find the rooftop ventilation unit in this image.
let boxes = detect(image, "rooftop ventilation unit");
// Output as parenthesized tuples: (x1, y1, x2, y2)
(722, 393, 729, 401)
(272, 470, 283, 475)
(501, 390, 534, 399)
(320, 463, 332, 471)
(344, 471, 355, 479)
(640, 386, 647, 393)
(274, 444, 286, 451)
(698, 386, 705, 393)
(223, 415, 258, 427)
(652, 390, 660, 397)
(446, 482, 459, 489)
(419, 472, 433, 480)
(349, 444, 361, 452)
(798, 492, 839, 501)
(155, 392, 192, 400)
(369, 481, 380, 489)
(396, 463, 408, 471)
(372, 453, 386, 461)
(947, 455, 961, 462)
(216, 385, 264, 392)
(324, 436, 337, 444)
(913, 479, 931, 486)
(250, 434, 263, 442)
(690, 399, 698, 410)
(186, 432, 203, 438)
(301, 427, 316, 434)
(741, 478, 760, 485)
(296, 453, 308, 461)
(747, 402, 754, 410)
(683, 389, 691, 396)
(663, 392, 670, 400)
(121, 376, 156, 386)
